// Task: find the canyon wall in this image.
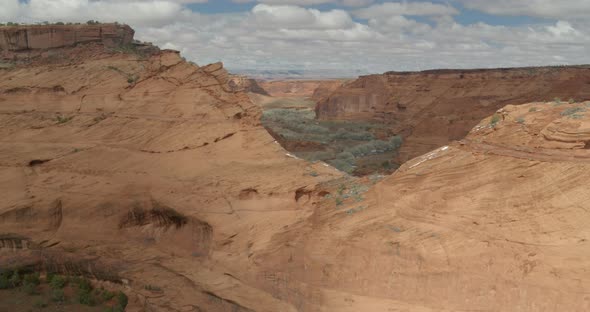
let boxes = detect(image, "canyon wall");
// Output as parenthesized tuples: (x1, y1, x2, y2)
(316, 66, 590, 161)
(228, 75, 270, 95)
(0, 24, 134, 51)
(259, 79, 346, 98)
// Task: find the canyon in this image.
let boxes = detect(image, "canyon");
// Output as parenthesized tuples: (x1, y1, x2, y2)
(3, 24, 590, 312)
(259, 79, 346, 101)
(317, 67, 590, 162)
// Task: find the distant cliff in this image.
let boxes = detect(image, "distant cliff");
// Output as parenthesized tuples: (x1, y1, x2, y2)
(0, 24, 134, 51)
(259, 80, 346, 98)
(316, 66, 590, 162)
(228, 75, 269, 96)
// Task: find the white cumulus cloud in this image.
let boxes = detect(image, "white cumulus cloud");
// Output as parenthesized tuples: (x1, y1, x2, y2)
(457, 0, 590, 19)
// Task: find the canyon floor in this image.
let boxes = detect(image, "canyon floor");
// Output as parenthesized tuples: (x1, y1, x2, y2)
(250, 81, 403, 176)
(3, 24, 590, 312)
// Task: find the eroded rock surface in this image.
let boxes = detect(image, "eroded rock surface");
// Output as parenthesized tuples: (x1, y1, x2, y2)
(0, 24, 134, 51)
(0, 25, 340, 312)
(316, 67, 590, 162)
(228, 75, 270, 96)
(259, 79, 346, 99)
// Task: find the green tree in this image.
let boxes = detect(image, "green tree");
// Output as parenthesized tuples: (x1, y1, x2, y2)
(9, 271, 20, 288)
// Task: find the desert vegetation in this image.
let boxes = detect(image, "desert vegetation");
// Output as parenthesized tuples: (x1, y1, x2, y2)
(262, 108, 402, 174)
(0, 269, 127, 311)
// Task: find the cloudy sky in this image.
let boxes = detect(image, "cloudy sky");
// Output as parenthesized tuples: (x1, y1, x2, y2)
(2, 0, 590, 76)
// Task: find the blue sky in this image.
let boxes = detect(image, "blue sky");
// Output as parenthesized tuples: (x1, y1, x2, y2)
(3, 0, 590, 77)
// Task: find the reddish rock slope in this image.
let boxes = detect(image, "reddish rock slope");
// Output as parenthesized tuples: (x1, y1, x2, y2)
(316, 67, 590, 162)
(0, 25, 341, 311)
(263, 100, 590, 311)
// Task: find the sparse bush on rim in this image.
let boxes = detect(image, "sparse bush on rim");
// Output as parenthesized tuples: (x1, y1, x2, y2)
(490, 113, 501, 126)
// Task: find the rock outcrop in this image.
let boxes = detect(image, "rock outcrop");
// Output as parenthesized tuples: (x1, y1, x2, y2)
(0, 24, 340, 311)
(259, 100, 590, 311)
(0, 24, 134, 51)
(316, 66, 590, 162)
(260, 79, 346, 98)
(228, 75, 270, 95)
(310, 79, 347, 102)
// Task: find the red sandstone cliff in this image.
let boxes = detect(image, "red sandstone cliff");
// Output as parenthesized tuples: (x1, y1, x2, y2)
(0, 24, 134, 52)
(316, 66, 590, 162)
(310, 79, 348, 102)
(259, 79, 346, 98)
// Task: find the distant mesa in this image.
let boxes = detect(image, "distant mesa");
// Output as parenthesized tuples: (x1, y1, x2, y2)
(0, 23, 135, 51)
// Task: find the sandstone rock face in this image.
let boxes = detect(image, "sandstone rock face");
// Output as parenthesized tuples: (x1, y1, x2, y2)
(228, 75, 270, 95)
(259, 79, 346, 98)
(265, 101, 590, 311)
(0, 24, 134, 51)
(0, 34, 341, 312)
(316, 67, 590, 162)
(310, 79, 347, 102)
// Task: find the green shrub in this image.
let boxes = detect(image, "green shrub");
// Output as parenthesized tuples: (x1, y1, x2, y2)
(529, 107, 538, 112)
(22, 282, 38, 295)
(46, 272, 55, 283)
(78, 289, 96, 306)
(0, 274, 9, 289)
(569, 98, 576, 104)
(0, 270, 13, 289)
(345, 137, 401, 158)
(561, 107, 586, 116)
(117, 291, 128, 309)
(144, 284, 162, 291)
(77, 278, 92, 292)
(332, 128, 374, 141)
(9, 271, 20, 288)
(75, 277, 95, 305)
(100, 289, 115, 302)
(490, 113, 501, 126)
(127, 74, 139, 84)
(24, 273, 40, 286)
(104, 306, 125, 312)
(301, 150, 331, 161)
(51, 289, 65, 302)
(50, 275, 66, 289)
(33, 299, 47, 308)
(328, 158, 355, 174)
(112, 43, 140, 55)
(55, 115, 73, 124)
